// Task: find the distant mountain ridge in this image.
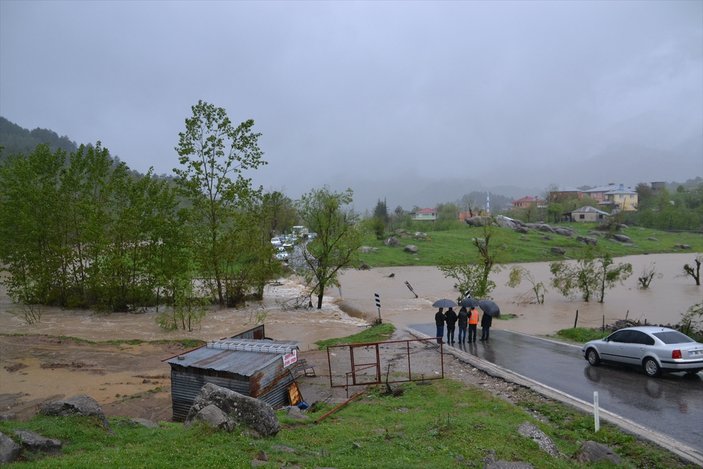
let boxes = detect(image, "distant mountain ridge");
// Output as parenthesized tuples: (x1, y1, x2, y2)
(0, 116, 78, 161)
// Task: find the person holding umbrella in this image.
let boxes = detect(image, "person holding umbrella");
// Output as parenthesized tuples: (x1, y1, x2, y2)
(457, 306, 468, 344)
(434, 307, 445, 344)
(445, 307, 458, 345)
(480, 310, 492, 341)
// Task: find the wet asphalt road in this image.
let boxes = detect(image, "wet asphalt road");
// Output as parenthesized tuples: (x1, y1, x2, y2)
(411, 324, 703, 453)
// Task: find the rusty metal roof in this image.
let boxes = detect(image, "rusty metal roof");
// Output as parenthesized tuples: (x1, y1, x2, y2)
(166, 339, 299, 377)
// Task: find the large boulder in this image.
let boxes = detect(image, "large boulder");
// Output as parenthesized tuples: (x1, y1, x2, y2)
(465, 216, 492, 227)
(39, 395, 110, 430)
(0, 431, 21, 464)
(185, 383, 280, 437)
(187, 404, 234, 432)
(495, 215, 527, 231)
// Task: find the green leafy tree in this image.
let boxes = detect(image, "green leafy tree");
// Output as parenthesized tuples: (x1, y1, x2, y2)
(260, 191, 298, 238)
(174, 100, 266, 306)
(550, 249, 632, 303)
(297, 187, 362, 309)
(550, 257, 599, 302)
(439, 222, 502, 298)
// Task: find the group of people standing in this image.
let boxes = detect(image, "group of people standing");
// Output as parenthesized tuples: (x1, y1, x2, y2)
(435, 305, 492, 345)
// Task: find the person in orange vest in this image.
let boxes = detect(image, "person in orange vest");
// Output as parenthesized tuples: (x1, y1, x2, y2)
(468, 307, 479, 343)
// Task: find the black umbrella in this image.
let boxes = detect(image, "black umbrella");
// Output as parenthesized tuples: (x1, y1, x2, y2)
(478, 299, 500, 317)
(432, 298, 457, 308)
(460, 297, 479, 308)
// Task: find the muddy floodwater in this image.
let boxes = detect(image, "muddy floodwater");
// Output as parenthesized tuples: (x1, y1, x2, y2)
(332, 252, 703, 335)
(0, 253, 701, 346)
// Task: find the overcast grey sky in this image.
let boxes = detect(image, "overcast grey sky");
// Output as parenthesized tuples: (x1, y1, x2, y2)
(1, 1, 701, 210)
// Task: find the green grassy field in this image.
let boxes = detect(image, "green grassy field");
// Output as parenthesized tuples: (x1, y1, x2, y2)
(1, 380, 694, 468)
(1, 325, 697, 468)
(359, 222, 703, 267)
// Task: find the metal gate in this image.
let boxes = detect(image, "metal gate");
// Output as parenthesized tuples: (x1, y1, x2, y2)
(326, 337, 444, 389)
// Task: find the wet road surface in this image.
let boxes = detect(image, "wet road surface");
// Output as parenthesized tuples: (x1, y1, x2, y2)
(411, 324, 703, 453)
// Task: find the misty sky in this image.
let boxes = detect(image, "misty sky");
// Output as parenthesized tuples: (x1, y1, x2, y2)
(1, 1, 701, 210)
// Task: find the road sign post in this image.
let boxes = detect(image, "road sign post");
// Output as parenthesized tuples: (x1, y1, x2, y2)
(374, 293, 381, 324)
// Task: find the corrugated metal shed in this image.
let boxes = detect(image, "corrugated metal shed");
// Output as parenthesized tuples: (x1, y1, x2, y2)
(167, 337, 300, 422)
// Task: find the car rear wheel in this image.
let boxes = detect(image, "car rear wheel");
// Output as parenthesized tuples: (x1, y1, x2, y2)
(586, 348, 600, 366)
(643, 357, 661, 377)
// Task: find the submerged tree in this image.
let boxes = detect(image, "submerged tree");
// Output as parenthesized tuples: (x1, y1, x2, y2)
(637, 262, 661, 289)
(683, 255, 702, 286)
(550, 248, 632, 303)
(297, 187, 361, 309)
(507, 266, 546, 304)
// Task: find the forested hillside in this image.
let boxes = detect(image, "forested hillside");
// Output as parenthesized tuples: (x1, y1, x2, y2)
(0, 117, 78, 161)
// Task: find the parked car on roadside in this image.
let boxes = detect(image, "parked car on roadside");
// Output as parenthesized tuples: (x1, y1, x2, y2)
(582, 326, 703, 377)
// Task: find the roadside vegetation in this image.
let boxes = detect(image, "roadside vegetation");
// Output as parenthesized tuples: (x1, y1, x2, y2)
(315, 323, 395, 349)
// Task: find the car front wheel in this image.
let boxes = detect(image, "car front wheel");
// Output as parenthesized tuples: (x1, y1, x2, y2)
(643, 357, 661, 377)
(586, 348, 600, 366)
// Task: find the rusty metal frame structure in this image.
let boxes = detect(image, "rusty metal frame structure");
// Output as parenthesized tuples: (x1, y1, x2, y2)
(326, 337, 444, 389)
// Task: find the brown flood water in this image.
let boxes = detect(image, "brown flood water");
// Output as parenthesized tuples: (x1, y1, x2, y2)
(333, 253, 703, 335)
(0, 253, 701, 348)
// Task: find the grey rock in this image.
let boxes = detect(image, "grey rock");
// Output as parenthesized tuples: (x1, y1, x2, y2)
(384, 236, 399, 247)
(39, 395, 110, 430)
(358, 246, 377, 254)
(0, 413, 16, 422)
(576, 236, 597, 246)
(130, 418, 159, 429)
(553, 227, 574, 237)
(675, 244, 691, 249)
(14, 429, 62, 454)
(465, 216, 492, 227)
(0, 431, 21, 464)
(483, 449, 534, 469)
(528, 223, 555, 233)
(612, 233, 632, 243)
(517, 422, 560, 457)
(286, 406, 309, 420)
(403, 245, 418, 254)
(186, 383, 280, 437)
(414, 231, 428, 240)
(514, 226, 529, 234)
(575, 440, 621, 465)
(187, 404, 234, 431)
(495, 215, 526, 230)
(550, 247, 566, 255)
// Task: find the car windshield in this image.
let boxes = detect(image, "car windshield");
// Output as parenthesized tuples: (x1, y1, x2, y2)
(652, 331, 694, 344)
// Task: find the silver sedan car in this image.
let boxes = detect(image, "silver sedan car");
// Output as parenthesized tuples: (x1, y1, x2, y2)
(582, 326, 703, 377)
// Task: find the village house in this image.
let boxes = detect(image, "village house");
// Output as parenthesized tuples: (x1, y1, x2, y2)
(412, 208, 437, 221)
(568, 205, 610, 222)
(512, 196, 546, 209)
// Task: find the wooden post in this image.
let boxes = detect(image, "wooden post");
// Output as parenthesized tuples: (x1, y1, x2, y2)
(573, 309, 579, 328)
(602, 314, 605, 331)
